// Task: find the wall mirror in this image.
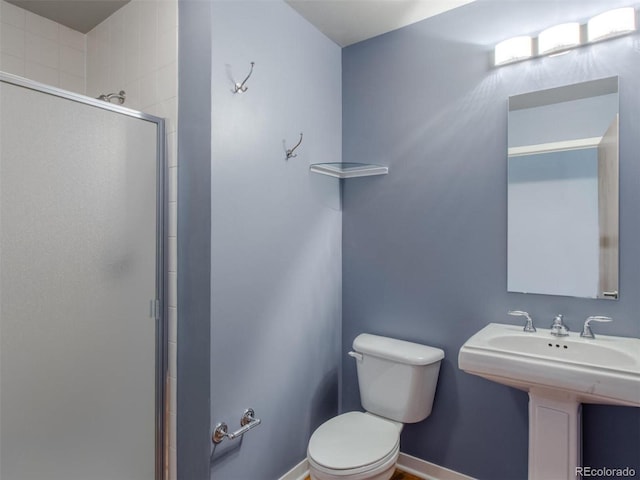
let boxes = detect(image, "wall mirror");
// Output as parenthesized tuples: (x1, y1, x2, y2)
(507, 77, 619, 299)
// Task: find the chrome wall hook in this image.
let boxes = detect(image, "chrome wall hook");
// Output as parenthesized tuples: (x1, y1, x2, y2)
(212, 408, 261, 444)
(286, 133, 303, 159)
(233, 62, 255, 93)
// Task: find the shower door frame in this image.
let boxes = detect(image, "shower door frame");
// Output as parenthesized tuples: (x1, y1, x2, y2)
(0, 71, 168, 480)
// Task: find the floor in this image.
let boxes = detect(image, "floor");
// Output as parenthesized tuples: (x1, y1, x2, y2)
(390, 470, 423, 480)
(305, 469, 422, 480)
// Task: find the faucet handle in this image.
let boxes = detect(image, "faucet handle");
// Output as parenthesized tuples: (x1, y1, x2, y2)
(550, 314, 570, 336)
(508, 310, 536, 332)
(581, 316, 613, 339)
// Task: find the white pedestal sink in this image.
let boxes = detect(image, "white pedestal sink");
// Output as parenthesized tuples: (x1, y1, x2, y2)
(458, 323, 640, 480)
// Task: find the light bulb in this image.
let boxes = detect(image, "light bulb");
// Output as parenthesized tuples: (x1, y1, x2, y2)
(538, 23, 581, 55)
(495, 36, 533, 66)
(588, 7, 636, 42)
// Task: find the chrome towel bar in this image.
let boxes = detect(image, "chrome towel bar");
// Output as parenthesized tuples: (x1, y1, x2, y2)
(212, 408, 261, 444)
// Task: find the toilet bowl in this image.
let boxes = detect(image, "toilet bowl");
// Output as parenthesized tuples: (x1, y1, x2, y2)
(307, 334, 444, 480)
(307, 412, 401, 480)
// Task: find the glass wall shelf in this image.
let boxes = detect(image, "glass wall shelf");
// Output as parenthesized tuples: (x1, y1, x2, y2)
(309, 162, 388, 179)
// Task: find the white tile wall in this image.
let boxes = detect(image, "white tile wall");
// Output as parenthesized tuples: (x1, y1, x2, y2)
(0, 0, 86, 93)
(1, 1, 179, 478)
(86, 0, 178, 125)
(86, 3, 179, 479)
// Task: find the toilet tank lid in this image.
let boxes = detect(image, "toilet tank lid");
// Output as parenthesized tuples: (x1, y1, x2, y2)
(353, 334, 444, 365)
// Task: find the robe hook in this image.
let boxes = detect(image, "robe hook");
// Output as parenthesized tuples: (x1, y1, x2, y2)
(233, 62, 255, 93)
(286, 133, 304, 159)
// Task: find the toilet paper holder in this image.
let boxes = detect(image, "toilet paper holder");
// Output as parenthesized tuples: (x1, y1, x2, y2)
(212, 408, 261, 444)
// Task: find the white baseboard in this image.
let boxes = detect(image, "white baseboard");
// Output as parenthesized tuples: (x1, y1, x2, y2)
(278, 453, 476, 480)
(397, 453, 476, 480)
(277, 458, 310, 480)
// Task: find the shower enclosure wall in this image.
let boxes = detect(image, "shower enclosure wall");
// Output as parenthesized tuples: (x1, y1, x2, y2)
(0, 72, 166, 480)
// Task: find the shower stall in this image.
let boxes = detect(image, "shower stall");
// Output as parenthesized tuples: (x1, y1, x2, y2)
(0, 73, 166, 480)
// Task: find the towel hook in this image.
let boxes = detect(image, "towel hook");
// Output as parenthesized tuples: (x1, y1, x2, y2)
(286, 133, 304, 159)
(233, 62, 255, 93)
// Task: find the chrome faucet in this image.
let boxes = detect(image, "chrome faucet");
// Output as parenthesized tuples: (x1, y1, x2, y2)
(550, 314, 569, 336)
(580, 316, 613, 339)
(508, 310, 536, 332)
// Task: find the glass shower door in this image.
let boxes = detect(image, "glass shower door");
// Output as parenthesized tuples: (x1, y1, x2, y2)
(0, 78, 162, 480)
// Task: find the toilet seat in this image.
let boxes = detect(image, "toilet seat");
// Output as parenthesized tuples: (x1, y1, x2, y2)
(308, 445, 398, 479)
(307, 412, 400, 477)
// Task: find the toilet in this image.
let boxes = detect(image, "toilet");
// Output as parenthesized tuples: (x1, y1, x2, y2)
(307, 333, 444, 480)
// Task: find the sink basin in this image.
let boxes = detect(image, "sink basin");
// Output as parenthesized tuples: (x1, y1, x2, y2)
(459, 323, 640, 406)
(460, 322, 640, 479)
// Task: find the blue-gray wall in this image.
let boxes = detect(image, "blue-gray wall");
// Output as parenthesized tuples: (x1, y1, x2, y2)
(209, 1, 342, 479)
(508, 149, 599, 298)
(342, 1, 640, 479)
(177, 0, 212, 478)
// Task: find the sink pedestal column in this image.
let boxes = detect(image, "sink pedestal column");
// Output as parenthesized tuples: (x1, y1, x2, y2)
(528, 392, 581, 480)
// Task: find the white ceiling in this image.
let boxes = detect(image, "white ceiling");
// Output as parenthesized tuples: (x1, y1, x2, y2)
(7, 0, 475, 41)
(6, 0, 129, 33)
(285, 0, 476, 46)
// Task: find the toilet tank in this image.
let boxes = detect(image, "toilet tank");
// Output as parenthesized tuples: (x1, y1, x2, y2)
(352, 333, 444, 423)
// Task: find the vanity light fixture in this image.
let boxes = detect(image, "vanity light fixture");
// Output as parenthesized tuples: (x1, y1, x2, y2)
(494, 36, 532, 66)
(494, 6, 637, 66)
(538, 23, 581, 56)
(587, 7, 636, 42)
